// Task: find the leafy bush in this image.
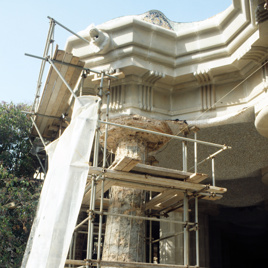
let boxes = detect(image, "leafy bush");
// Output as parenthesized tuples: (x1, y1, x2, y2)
(0, 102, 43, 267)
(0, 166, 42, 267)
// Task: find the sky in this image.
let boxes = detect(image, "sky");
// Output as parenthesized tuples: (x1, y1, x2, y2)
(0, 0, 232, 105)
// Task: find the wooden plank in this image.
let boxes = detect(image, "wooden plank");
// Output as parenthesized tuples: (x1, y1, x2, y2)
(186, 173, 208, 183)
(39, 52, 74, 135)
(112, 156, 140, 172)
(132, 163, 190, 179)
(88, 167, 227, 194)
(146, 190, 184, 210)
(132, 163, 207, 183)
(41, 55, 81, 137)
(111, 180, 166, 192)
(32, 48, 85, 138)
(146, 190, 177, 209)
(33, 49, 64, 136)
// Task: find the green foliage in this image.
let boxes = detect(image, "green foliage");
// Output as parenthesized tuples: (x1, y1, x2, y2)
(0, 166, 42, 267)
(0, 102, 37, 177)
(0, 102, 43, 267)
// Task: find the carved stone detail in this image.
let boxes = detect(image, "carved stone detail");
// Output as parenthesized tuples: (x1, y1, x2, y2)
(194, 70, 215, 111)
(142, 10, 173, 30)
(238, 46, 268, 62)
(256, 2, 268, 23)
(88, 27, 110, 54)
(110, 85, 124, 111)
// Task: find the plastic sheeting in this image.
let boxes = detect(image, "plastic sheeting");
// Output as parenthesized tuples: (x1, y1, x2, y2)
(22, 96, 99, 268)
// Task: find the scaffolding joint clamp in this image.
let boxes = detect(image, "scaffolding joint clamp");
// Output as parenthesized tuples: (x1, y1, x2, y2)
(184, 221, 189, 229)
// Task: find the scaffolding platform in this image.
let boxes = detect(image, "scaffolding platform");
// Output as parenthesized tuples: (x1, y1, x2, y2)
(32, 48, 85, 139)
(83, 156, 226, 213)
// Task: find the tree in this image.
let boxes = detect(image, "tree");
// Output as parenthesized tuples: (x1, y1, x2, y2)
(0, 102, 37, 177)
(0, 102, 43, 267)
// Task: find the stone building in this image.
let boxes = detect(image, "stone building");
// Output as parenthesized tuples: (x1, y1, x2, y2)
(28, 0, 268, 267)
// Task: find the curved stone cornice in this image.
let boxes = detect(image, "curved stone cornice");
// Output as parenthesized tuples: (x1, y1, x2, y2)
(64, 0, 266, 83)
(63, 0, 268, 125)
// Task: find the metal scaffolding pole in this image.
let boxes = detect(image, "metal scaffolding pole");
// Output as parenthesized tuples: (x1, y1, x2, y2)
(99, 120, 231, 149)
(94, 211, 195, 226)
(87, 73, 104, 267)
(31, 18, 55, 113)
(30, 117, 46, 147)
(149, 191, 153, 263)
(97, 179, 104, 268)
(182, 141, 188, 172)
(183, 192, 189, 266)
(195, 197, 200, 267)
(47, 58, 80, 103)
(212, 157, 216, 186)
(194, 132, 198, 173)
(102, 80, 111, 168)
(87, 177, 96, 267)
(47, 16, 90, 45)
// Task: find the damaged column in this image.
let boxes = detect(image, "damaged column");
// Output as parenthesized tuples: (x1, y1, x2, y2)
(101, 115, 172, 265)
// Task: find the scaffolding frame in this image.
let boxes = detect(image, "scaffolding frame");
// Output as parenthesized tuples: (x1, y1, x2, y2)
(26, 16, 230, 268)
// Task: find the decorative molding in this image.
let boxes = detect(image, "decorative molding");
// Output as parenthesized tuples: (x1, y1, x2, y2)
(256, 2, 268, 24)
(238, 46, 268, 62)
(142, 10, 173, 30)
(194, 69, 213, 85)
(110, 85, 124, 111)
(140, 85, 153, 111)
(201, 85, 215, 111)
(194, 70, 215, 111)
(142, 70, 165, 85)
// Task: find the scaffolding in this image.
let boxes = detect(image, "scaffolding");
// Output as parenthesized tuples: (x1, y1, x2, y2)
(26, 17, 230, 268)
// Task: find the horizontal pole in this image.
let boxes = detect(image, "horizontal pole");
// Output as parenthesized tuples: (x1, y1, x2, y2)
(22, 111, 63, 120)
(85, 259, 192, 268)
(25, 53, 118, 78)
(98, 120, 231, 149)
(47, 16, 90, 44)
(152, 231, 184, 244)
(94, 211, 195, 226)
(189, 148, 225, 171)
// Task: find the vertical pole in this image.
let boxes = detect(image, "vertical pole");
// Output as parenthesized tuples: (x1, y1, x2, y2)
(212, 157, 215, 186)
(87, 73, 104, 267)
(50, 21, 55, 59)
(80, 73, 85, 97)
(149, 191, 153, 263)
(97, 179, 104, 268)
(73, 231, 77, 262)
(87, 178, 96, 266)
(183, 192, 189, 266)
(93, 72, 104, 167)
(68, 235, 73, 267)
(194, 132, 198, 173)
(182, 141, 188, 172)
(102, 79, 111, 168)
(195, 196, 200, 267)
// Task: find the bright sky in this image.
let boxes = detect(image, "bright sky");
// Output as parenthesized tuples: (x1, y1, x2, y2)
(0, 0, 232, 104)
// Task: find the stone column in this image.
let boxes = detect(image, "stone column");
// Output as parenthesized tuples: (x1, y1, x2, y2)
(101, 115, 172, 266)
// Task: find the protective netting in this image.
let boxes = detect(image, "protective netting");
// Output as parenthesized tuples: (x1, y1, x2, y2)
(22, 96, 99, 268)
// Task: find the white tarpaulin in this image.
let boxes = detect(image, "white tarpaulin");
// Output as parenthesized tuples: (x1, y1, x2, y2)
(22, 96, 99, 268)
